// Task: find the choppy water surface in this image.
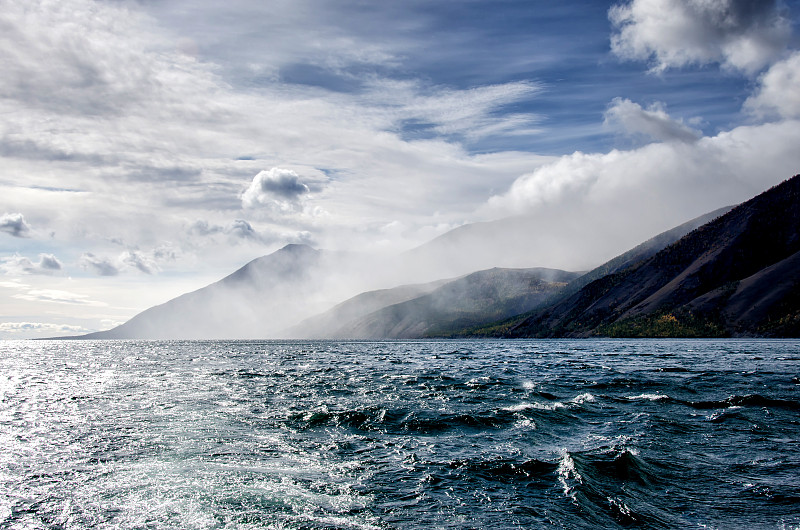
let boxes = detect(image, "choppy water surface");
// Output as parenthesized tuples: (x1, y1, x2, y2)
(1, 339, 799, 529)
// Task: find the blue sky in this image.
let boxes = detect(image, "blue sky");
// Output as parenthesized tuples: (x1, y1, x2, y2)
(147, 0, 776, 154)
(2, 0, 800, 337)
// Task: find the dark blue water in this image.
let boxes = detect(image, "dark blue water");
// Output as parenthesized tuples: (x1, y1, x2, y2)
(1, 339, 799, 529)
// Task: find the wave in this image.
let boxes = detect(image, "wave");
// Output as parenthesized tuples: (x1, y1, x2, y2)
(687, 394, 800, 411)
(287, 400, 588, 435)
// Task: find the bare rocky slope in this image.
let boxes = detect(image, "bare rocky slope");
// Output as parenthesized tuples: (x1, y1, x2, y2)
(498, 174, 800, 338)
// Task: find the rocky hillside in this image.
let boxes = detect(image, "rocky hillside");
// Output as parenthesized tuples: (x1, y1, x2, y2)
(503, 174, 800, 337)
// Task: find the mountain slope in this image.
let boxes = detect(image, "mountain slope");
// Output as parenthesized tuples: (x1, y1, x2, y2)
(81, 244, 330, 339)
(450, 206, 732, 336)
(303, 267, 581, 339)
(505, 174, 800, 337)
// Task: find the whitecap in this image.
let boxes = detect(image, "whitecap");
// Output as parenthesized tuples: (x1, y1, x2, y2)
(572, 393, 596, 404)
(557, 451, 582, 499)
(626, 393, 669, 401)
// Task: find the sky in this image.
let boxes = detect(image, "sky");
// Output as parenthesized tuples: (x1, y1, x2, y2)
(2, 0, 800, 338)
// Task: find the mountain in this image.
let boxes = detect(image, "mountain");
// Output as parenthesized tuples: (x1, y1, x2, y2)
(450, 206, 733, 337)
(80, 244, 335, 339)
(287, 278, 451, 338)
(77, 173, 792, 340)
(294, 267, 581, 339)
(501, 174, 800, 338)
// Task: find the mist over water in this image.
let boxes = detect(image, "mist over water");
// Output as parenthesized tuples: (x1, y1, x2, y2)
(2, 339, 799, 529)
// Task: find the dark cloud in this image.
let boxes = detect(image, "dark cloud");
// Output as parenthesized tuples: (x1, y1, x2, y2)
(254, 169, 309, 199)
(0, 213, 32, 238)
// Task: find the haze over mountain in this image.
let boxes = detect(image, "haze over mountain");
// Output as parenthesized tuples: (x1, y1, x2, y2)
(496, 174, 800, 338)
(75, 187, 754, 341)
(292, 267, 581, 339)
(80, 245, 347, 339)
(312, 205, 730, 340)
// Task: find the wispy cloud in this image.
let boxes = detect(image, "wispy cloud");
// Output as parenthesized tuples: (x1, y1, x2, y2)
(0, 321, 91, 334)
(13, 288, 107, 307)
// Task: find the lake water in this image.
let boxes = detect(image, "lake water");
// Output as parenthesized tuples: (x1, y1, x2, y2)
(1, 339, 799, 529)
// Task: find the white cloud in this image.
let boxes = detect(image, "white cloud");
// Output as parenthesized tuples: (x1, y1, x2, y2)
(604, 97, 700, 143)
(227, 219, 260, 240)
(484, 119, 800, 261)
(745, 51, 800, 119)
(1, 253, 63, 275)
(610, 0, 791, 74)
(0, 213, 31, 237)
(242, 168, 311, 210)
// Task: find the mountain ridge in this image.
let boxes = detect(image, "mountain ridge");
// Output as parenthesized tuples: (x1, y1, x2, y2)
(500, 174, 800, 338)
(294, 267, 581, 339)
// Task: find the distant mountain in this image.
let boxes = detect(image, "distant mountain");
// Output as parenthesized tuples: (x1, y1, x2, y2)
(294, 267, 581, 339)
(501, 174, 800, 338)
(80, 244, 333, 339)
(288, 278, 451, 338)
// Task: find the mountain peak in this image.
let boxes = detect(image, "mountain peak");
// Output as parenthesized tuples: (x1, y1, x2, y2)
(279, 243, 317, 253)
